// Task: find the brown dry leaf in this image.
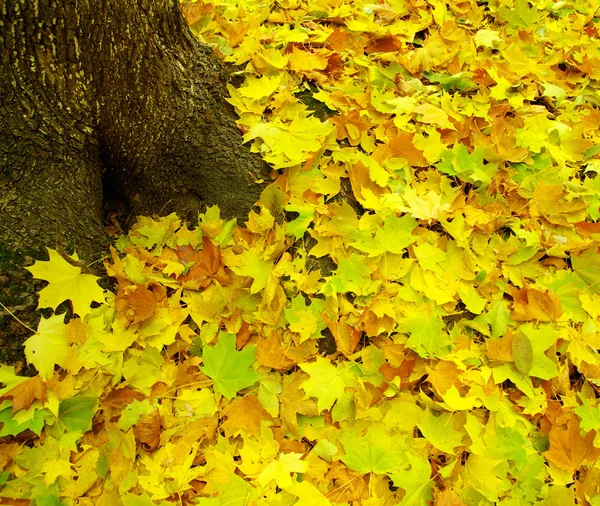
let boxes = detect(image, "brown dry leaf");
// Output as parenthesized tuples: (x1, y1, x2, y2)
(46, 374, 78, 400)
(221, 395, 272, 437)
(0, 376, 47, 414)
(347, 160, 388, 202)
(361, 308, 396, 338)
(0, 499, 30, 506)
(510, 287, 563, 322)
(235, 322, 251, 349)
(544, 415, 600, 472)
(330, 110, 371, 146)
(134, 410, 161, 452)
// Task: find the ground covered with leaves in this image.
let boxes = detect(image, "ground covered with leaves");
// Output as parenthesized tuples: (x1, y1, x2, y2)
(2, 0, 600, 504)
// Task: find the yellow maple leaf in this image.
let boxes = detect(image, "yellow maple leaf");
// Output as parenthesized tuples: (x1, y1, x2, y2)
(24, 313, 69, 378)
(26, 248, 105, 317)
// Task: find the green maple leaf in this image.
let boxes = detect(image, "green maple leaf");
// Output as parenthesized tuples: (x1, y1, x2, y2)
(418, 410, 464, 454)
(436, 144, 497, 185)
(26, 248, 105, 317)
(58, 395, 97, 433)
(474, 300, 512, 338)
(325, 254, 380, 296)
(227, 249, 272, 293)
(423, 71, 476, 93)
(398, 312, 450, 358)
(340, 423, 408, 474)
(389, 455, 433, 506)
(0, 405, 45, 437)
(520, 324, 559, 380)
(300, 357, 346, 412)
(485, 426, 528, 471)
(200, 332, 260, 399)
(498, 0, 540, 30)
(574, 395, 600, 432)
(350, 214, 417, 257)
(572, 247, 600, 294)
(285, 202, 315, 238)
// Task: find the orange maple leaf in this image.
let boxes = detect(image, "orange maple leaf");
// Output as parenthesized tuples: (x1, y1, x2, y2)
(221, 395, 272, 437)
(115, 284, 158, 326)
(510, 287, 563, 322)
(544, 415, 600, 473)
(0, 376, 46, 413)
(176, 236, 230, 288)
(103, 387, 146, 410)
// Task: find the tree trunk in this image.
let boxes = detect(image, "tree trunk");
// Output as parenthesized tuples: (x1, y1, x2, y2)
(0, 0, 271, 368)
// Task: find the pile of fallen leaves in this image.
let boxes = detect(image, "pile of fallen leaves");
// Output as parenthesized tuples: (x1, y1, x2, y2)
(2, 0, 600, 504)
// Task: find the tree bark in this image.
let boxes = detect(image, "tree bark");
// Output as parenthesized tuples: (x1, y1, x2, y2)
(0, 0, 271, 368)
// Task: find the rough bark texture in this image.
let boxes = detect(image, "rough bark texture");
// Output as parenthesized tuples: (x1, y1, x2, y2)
(0, 0, 271, 369)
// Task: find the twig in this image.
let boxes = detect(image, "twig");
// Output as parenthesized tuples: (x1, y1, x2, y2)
(0, 301, 36, 333)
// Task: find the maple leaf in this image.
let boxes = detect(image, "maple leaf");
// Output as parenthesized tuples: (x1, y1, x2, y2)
(510, 287, 563, 322)
(350, 214, 417, 257)
(257, 452, 308, 489)
(221, 395, 272, 437)
(389, 454, 433, 506)
(26, 248, 105, 316)
(58, 395, 97, 433)
(398, 310, 450, 358)
(436, 144, 498, 185)
(574, 396, 600, 432)
(11, 1, 600, 503)
(340, 423, 408, 474)
(299, 357, 347, 412)
(498, 0, 540, 30)
(418, 410, 464, 454)
(0, 376, 46, 414)
(0, 404, 46, 437)
(134, 410, 161, 451)
(200, 332, 261, 399)
(115, 284, 157, 326)
(279, 372, 319, 436)
(224, 248, 272, 293)
(24, 313, 69, 378)
(544, 415, 600, 472)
